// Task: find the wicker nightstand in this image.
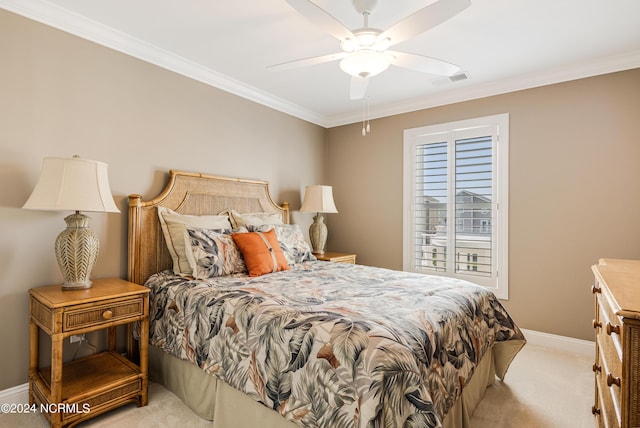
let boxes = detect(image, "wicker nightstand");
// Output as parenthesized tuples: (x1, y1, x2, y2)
(29, 278, 149, 428)
(315, 251, 356, 264)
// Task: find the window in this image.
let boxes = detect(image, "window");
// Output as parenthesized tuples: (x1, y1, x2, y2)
(403, 114, 509, 299)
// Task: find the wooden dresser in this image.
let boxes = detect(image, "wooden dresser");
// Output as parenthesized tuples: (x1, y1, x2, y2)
(591, 259, 640, 427)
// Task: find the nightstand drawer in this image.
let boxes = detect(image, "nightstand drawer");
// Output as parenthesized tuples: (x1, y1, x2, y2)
(64, 297, 145, 332)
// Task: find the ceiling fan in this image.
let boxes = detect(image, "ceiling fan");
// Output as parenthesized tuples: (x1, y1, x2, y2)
(270, 0, 471, 100)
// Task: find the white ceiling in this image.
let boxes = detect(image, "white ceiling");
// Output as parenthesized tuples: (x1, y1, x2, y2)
(3, 0, 640, 127)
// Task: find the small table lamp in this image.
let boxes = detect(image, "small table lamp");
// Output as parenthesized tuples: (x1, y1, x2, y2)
(299, 185, 338, 255)
(23, 156, 120, 290)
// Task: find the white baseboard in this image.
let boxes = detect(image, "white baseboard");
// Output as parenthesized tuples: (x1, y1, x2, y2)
(0, 382, 28, 405)
(521, 328, 595, 358)
(0, 330, 595, 401)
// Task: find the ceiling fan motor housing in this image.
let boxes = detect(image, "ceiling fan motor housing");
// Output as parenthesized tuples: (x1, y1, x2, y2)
(340, 29, 388, 52)
(352, 0, 379, 15)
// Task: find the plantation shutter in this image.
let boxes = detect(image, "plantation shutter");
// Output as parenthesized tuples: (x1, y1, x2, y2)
(414, 140, 449, 272)
(404, 114, 508, 298)
(408, 123, 502, 289)
(453, 135, 493, 277)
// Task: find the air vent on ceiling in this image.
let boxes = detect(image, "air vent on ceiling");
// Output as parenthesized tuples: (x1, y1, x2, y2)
(431, 71, 470, 86)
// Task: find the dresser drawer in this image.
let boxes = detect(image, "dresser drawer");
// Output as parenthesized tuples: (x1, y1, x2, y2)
(596, 294, 623, 365)
(595, 291, 624, 424)
(595, 349, 622, 427)
(597, 291, 624, 356)
(64, 297, 145, 332)
(595, 334, 622, 426)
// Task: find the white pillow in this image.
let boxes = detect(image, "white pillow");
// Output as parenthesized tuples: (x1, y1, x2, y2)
(229, 209, 283, 229)
(157, 206, 232, 276)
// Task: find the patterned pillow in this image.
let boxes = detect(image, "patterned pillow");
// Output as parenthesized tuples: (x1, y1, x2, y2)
(184, 228, 246, 279)
(231, 229, 290, 277)
(248, 224, 316, 265)
(158, 206, 233, 276)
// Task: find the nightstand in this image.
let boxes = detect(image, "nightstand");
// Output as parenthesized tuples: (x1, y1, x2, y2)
(315, 251, 357, 264)
(29, 278, 149, 428)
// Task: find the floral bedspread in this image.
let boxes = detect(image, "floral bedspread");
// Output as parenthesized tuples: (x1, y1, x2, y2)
(146, 261, 525, 428)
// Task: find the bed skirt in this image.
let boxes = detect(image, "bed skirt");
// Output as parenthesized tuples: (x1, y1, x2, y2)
(148, 340, 524, 428)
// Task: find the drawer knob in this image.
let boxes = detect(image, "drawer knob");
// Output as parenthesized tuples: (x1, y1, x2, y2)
(606, 373, 621, 387)
(592, 363, 601, 373)
(606, 323, 620, 336)
(592, 405, 601, 415)
(591, 284, 601, 294)
(102, 309, 113, 320)
(592, 319, 602, 329)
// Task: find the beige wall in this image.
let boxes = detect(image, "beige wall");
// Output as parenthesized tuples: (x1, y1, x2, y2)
(2, 6, 639, 392)
(326, 68, 640, 342)
(0, 10, 326, 390)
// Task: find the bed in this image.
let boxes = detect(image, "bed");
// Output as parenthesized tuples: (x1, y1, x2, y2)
(128, 170, 526, 428)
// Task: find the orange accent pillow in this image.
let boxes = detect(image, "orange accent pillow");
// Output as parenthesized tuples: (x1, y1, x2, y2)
(231, 229, 290, 277)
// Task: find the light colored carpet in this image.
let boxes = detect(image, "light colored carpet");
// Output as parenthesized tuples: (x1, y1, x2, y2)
(470, 344, 594, 427)
(0, 344, 594, 427)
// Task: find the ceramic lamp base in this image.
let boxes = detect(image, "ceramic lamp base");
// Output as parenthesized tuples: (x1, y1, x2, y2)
(55, 212, 99, 290)
(309, 213, 328, 255)
(62, 280, 93, 290)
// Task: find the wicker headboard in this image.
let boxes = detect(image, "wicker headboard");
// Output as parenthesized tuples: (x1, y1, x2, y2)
(127, 170, 290, 285)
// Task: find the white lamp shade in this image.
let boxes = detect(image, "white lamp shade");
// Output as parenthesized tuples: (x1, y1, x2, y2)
(23, 157, 120, 213)
(300, 185, 338, 214)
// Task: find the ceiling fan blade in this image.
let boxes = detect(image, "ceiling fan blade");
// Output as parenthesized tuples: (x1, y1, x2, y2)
(286, 0, 356, 41)
(379, 0, 470, 47)
(268, 52, 347, 71)
(388, 51, 460, 76)
(350, 76, 369, 100)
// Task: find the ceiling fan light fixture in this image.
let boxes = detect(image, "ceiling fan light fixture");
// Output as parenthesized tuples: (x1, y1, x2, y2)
(340, 38, 358, 53)
(340, 50, 389, 78)
(355, 30, 379, 47)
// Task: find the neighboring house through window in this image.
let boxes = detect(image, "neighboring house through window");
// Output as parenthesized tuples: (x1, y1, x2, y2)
(403, 114, 509, 299)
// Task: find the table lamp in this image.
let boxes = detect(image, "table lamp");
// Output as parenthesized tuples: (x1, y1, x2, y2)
(23, 156, 120, 290)
(299, 185, 338, 255)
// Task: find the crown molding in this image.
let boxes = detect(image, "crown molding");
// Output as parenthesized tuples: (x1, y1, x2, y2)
(3, 0, 639, 129)
(0, 0, 327, 127)
(326, 50, 640, 127)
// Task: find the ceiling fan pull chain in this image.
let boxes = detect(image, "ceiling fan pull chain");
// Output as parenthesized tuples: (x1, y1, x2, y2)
(362, 98, 367, 136)
(366, 97, 371, 134)
(362, 96, 371, 136)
